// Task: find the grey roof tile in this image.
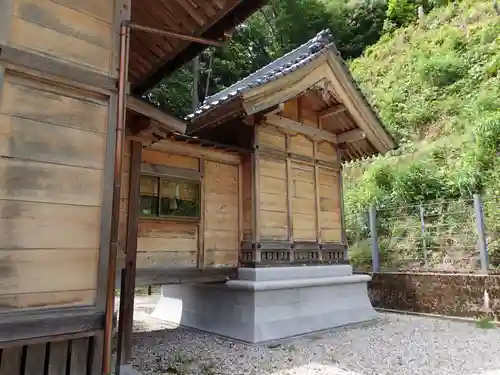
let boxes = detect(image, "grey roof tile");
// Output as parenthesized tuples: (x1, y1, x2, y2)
(186, 29, 334, 120)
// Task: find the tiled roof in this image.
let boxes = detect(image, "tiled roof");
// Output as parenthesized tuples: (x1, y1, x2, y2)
(185, 29, 334, 121)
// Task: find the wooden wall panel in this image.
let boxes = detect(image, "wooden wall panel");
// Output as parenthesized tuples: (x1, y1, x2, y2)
(1, 77, 108, 134)
(291, 162, 316, 241)
(0, 249, 98, 296)
(316, 141, 337, 163)
(241, 156, 253, 241)
(0, 73, 107, 311)
(142, 149, 199, 171)
(136, 219, 198, 269)
(289, 133, 314, 158)
(258, 123, 286, 150)
(258, 158, 288, 240)
(8, 0, 114, 74)
(203, 161, 239, 266)
(318, 167, 342, 242)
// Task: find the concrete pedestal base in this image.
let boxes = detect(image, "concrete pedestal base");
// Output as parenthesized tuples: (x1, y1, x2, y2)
(151, 265, 378, 343)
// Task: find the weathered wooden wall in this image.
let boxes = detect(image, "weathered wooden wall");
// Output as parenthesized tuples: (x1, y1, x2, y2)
(0, 0, 118, 313)
(8, 0, 115, 76)
(254, 97, 343, 245)
(0, 74, 106, 312)
(0, 4, 125, 374)
(129, 141, 241, 271)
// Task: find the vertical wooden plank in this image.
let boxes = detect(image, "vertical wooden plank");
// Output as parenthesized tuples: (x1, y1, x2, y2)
(96, 92, 117, 312)
(253, 126, 261, 263)
(47, 341, 68, 375)
(24, 344, 46, 375)
(0, 346, 23, 375)
(117, 140, 142, 366)
(313, 142, 321, 245)
(337, 149, 347, 251)
(285, 136, 293, 242)
(89, 333, 104, 375)
(70, 338, 90, 375)
(237, 162, 243, 266)
(197, 159, 206, 268)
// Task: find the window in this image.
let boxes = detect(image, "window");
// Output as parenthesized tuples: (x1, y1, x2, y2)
(139, 175, 200, 219)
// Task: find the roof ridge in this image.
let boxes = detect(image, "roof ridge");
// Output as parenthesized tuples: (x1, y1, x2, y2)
(186, 29, 334, 120)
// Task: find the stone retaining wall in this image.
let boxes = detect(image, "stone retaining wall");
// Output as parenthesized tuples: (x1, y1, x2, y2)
(367, 272, 500, 319)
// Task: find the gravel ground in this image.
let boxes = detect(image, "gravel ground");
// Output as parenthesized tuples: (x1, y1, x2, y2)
(128, 301, 500, 375)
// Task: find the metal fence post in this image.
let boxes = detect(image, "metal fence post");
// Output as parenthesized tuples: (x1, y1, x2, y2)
(419, 203, 428, 267)
(474, 194, 489, 273)
(369, 204, 380, 272)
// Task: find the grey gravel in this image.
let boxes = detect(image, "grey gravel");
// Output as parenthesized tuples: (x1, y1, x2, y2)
(128, 297, 500, 375)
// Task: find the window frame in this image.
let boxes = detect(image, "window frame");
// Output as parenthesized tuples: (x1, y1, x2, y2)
(139, 163, 202, 221)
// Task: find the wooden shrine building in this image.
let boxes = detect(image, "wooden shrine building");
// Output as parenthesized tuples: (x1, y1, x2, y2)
(134, 30, 396, 344)
(0, 0, 266, 374)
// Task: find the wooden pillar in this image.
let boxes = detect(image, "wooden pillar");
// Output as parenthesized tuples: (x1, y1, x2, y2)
(197, 159, 206, 268)
(116, 140, 142, 368)
(252, 127, 261, 263)
(285, 135, 294, 262)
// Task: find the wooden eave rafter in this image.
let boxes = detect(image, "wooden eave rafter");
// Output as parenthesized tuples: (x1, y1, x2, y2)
(126, 95, 186, 134)
(318, 103, 347, 119)
(131, 0, 269, 94)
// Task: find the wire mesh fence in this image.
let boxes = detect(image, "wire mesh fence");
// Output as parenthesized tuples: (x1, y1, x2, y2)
(349, 195, 500, 273)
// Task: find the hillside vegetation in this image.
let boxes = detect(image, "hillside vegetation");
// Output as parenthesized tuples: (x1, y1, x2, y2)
(345, 0, 500, 269)
(147, 0, 499, 270)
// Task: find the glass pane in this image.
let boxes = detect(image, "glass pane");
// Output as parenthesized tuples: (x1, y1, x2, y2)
(159, 179, 200, 217)
(140, 175, 159, 216)
(140, 196, 159, 216)
(140, 175, 158, 196)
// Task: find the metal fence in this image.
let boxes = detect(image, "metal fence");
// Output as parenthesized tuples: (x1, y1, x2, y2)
(359, 194, 500, 273)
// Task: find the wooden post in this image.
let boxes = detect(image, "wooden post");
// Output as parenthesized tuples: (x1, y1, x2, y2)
(252, 127, 261, 264)
(285, 135, 294, 262)
(369, 204, 380, 272)
(116, 140, 142, 368)
(419, 203, 428, 267)
(197, 159, 206, 268)
(313, 141, 322, 262)
(474, 194, 489, 274)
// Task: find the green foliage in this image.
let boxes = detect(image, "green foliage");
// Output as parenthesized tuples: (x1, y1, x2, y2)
(346, 0, 500, 270)
(147, 0, 390, 117)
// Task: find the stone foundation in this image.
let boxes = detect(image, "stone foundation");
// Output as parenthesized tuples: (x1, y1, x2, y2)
(152, 265, 378, 343)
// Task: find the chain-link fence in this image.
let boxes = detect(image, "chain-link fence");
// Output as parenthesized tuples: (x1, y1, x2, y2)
(349, 195, 500, 273)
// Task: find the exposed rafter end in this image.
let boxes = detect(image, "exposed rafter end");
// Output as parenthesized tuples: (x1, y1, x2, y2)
(337, 128, 366, 144)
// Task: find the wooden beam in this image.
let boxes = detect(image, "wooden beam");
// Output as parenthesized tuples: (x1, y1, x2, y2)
(265, 114, 337, 143)
(337, 128, 366, 143)
(126, 95, 186, 134)
(318, 104, 347, 119)
(0, 309, 104, 345)
(141, 163, 202, 180)
(126, 267, 238, 287)
(116, 140, 142, 366)
(0, 45, 116, 92)
(149, 138, 241, 165)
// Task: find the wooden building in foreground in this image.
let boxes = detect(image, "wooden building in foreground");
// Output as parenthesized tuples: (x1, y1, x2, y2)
(0, 0, 265, 374)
